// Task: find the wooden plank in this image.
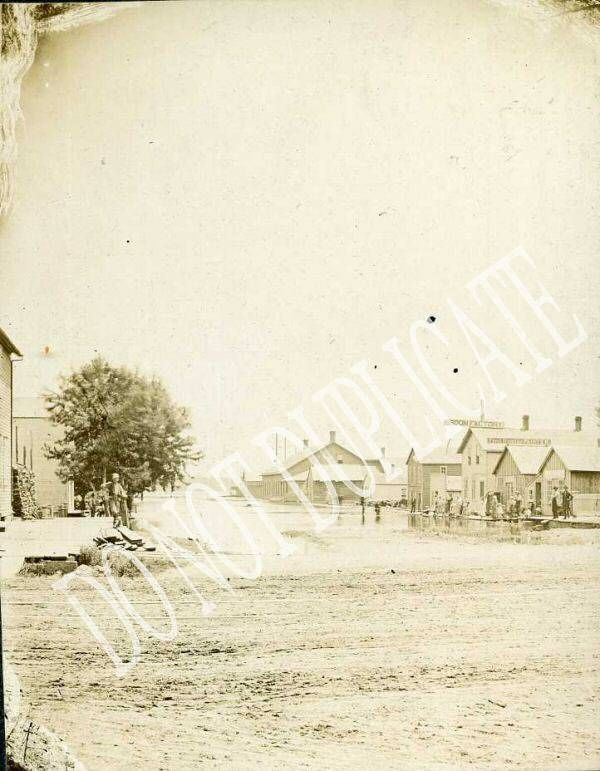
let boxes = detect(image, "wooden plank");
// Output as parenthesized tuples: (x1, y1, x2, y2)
(117, 526, 144, 546)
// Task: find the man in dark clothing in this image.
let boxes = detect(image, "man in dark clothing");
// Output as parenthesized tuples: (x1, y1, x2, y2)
(563, 488, 573, 518)
(551, 487, 562, 519)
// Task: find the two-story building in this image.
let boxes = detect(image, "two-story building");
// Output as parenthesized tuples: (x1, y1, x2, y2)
(0, 327, 21, 520)
(13, 397, 69, 514)
(257, 430, 383, 504)
(459, 415, 599, 513)
(406, 444, 462, 510)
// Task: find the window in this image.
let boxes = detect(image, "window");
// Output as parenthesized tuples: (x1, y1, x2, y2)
(440, 466, 447, 475)
(479, 480, 485, 498)
(468, 456, 471, 465)
(475, 455, 480, 464)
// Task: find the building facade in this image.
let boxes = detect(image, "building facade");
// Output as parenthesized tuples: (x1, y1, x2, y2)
(406, 446, 461, 510)
(13, 397, 69, 513)
(538, 445, 600, 517)
(255, 430, 381, 504)
(0, 328, 21, 520)
(492, 445, 548, 509)
(458, 415, 597, 514)
(371, 471, 408, 503)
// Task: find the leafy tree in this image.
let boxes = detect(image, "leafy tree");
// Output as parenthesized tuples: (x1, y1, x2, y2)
(44, 357, 201, 496)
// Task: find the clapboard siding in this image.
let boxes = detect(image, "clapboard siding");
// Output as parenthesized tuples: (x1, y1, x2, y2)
(571, 471, 600, 494)
(495, 451, 519, 477)
(0, 346, 12, 518)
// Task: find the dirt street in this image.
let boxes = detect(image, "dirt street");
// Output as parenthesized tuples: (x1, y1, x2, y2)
(2, 506, 599, 769)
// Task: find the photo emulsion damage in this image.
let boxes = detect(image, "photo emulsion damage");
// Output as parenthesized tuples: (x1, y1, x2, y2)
(1, 1, 599, 769)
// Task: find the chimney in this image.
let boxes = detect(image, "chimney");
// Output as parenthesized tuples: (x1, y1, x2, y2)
(303, 438, 309, 447)
(575, 416, 582, 432)
(521, 414, 529, 431)
(381, 446, 386, 458)
(329, 430, 336, 445)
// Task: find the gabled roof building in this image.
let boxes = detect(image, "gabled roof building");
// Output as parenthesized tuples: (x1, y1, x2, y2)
(406, 442, 462, 511)
(256, 430, 384, 504)
(460, 414, 599, 513)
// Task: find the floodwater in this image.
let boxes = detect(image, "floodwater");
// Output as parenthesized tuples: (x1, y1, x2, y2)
(3, 490, 600, 769)
(141, 489, 404, 563)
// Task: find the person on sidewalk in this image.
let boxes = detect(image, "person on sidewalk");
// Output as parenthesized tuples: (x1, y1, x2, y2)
(514, 491, 523, 518)
(563, 487, 573, 518)
(551, 486, 563, 519)
(103, 472, 129, 528)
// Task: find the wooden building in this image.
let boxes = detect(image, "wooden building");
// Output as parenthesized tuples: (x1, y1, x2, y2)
(256, 430, 382, 504)
(538, 445, 600, 517)
(406, 445, 461, 510)
(13, 397, 69, 514)
(458, 415, 597, 514)
(370, 465, 408, 503)
(492, 444, 548, 509)
(0, 327, 21, 520)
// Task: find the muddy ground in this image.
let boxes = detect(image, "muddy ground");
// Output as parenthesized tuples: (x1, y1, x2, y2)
(2, 506, 599, 769)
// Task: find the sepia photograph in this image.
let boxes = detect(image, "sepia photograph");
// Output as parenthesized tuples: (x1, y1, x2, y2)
(1, 1, 600, 768)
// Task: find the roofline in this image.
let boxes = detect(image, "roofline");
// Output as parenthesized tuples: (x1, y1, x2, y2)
(0, 327, 22, 357)
(541, 445, 600, 473)
(540, 446, 554, 471)
(456, 428, 474, 454)
(261, 437, 371, 476)
(420, 459, 462, 465)
(492, 446, 508, 474)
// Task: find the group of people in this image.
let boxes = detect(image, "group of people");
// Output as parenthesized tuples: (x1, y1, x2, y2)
(384, 485, 576, 521)
(484, 491, 517, 519)
(79, 473, 131, 527)
(428, 491, 470, 517)
(551, 485, 574, 519)
(425, 487, 575, 520)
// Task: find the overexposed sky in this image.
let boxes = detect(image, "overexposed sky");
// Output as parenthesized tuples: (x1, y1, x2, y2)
(1, 0, 599, 469)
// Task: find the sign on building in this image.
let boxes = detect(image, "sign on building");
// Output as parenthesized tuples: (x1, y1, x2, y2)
(446, 419, 505, 429)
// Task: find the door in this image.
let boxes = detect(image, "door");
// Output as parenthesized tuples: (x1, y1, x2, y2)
(535, 481, 541, 507)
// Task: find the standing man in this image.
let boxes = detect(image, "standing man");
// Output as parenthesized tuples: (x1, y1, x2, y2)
(103, 472, 129, 528)
(551, 486, 562, 519)
(563, 487, 573, 519)
(514, 491, 523, 518)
